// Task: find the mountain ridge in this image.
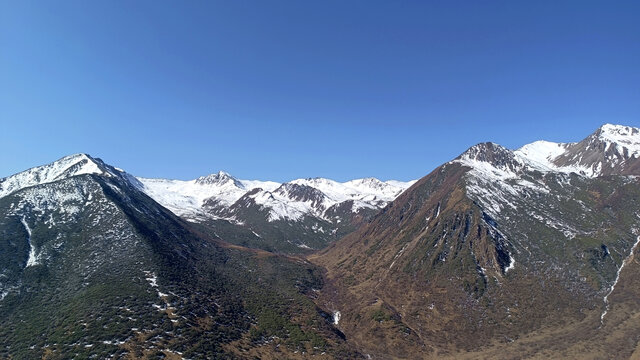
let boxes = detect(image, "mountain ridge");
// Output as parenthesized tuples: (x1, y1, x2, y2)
(0, 152, 356, 358)
(311, 123, 640, 358)
(134, 170, 416, 253)
(136, 173, 415, 221)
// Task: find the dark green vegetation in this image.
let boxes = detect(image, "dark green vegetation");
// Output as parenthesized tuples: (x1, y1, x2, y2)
(0, 161, 355, 359)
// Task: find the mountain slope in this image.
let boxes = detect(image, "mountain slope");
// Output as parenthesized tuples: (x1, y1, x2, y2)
(312, 124, 640, 359)
(0, 154, 356, 359)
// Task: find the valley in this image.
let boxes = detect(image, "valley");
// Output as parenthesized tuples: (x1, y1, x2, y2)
(1, 124, 639, 359)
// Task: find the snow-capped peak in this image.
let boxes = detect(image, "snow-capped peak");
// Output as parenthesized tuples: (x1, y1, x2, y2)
(0, 153, 109, 199)
(137, 171, 281, 219)
(248, 176, 415, 221)
(138, 172, 416, 223)
(545, 123, 640, 176)
(195, 171, 241, 187)
(595, 124, 640, 156)
(346, 177, 385, 189)
(249, 183, 370, 221)
(453, 124, 640, 218)
(456, 124, 640, 178)
(457, 142, 527, 175)
(290, 177, 336, 188)
(290, 177, 410, 204)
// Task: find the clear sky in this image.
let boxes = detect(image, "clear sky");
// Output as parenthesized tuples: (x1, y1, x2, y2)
(1, 1, 639, 182)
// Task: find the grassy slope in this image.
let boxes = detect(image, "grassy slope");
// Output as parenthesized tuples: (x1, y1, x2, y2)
(310, 164, 640, 359)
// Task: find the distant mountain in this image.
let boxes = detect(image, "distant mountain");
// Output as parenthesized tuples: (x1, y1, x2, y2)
(312, 124, 640, 359)
(137, 171, 415, 253)
(0, 154, 356, 358)
(516, 123, 640, 176)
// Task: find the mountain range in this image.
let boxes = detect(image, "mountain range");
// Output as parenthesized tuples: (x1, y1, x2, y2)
(1, 123, 639, 359)
(137, 171, 414, 253)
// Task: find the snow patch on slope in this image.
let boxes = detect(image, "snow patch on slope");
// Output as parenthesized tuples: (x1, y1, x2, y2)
(515, 141, 569, 171)
(455, 144, 550, 217)
(515, 141, 596, 176)
(333, 311, 341, 325)
(504, 256, 515, 273)
(144, 271, 170, 298)
(251, 190, 312, 222)
(21, 217, 40, 267)
(601, 234, 640, 324)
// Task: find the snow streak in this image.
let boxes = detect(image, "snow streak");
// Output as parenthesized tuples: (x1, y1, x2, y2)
(21, 217, 40, 267)
(600, 235, 640, 324)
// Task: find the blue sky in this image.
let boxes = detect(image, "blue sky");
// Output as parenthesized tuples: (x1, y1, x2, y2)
(1, 1, 639, 182)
